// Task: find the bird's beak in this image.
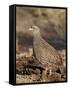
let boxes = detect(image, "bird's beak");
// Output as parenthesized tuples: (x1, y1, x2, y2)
(29, 28, 33, 31)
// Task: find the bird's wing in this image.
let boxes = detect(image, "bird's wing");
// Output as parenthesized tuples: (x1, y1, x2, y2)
(40, 37, 57, 53)
(40, 37, 62, 65)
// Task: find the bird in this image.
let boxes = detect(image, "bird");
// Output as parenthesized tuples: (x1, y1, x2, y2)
(29, 25, 63, 81)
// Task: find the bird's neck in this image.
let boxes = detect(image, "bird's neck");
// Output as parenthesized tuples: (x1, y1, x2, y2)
(33, 32, 41, 40)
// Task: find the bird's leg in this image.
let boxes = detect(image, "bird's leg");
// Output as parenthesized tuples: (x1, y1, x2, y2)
(42, 67, 54, 82)
(42, 70, 46, 82)
(49, 69, 52, 76)
(42, 68, 48, 82)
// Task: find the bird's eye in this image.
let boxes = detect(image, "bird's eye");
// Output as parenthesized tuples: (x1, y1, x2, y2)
(31, 26, 33, 28)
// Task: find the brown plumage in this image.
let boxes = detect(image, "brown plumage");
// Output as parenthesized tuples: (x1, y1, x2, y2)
(29, 25, 63, 81)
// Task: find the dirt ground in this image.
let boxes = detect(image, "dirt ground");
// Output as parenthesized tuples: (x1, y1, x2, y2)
(16, 49, 66, 84)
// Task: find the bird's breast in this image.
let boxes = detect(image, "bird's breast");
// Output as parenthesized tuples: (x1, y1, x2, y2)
(33, 39, 47, 64)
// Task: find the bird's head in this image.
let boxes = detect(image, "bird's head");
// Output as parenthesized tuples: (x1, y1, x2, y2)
(29, 25, 40, 36)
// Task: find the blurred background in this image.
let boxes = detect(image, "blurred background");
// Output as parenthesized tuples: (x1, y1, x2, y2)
(16, 6, 67, 53)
